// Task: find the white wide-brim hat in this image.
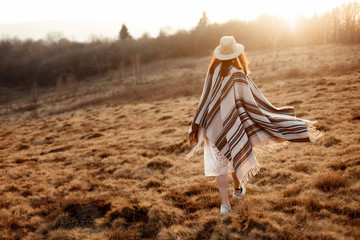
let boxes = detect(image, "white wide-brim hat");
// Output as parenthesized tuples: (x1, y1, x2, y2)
(214, 36, 244, 60)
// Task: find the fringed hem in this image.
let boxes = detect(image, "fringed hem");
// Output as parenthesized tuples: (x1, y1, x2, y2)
(237, 160, 261, 186)
(305, 120, 324, 142)
(252, 137, 290, 156)
(250, 120, 324, 156)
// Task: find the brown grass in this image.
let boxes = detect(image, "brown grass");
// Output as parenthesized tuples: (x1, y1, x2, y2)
(323, 136, 342, 148)
(0, 44, 359, 239)
(315, 173, 349, 192)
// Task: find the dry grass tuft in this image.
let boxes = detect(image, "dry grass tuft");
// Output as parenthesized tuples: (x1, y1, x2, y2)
(304, 198, 323, 212)
(158, 115, 172, 121)
(147, 204, 185, 227)
(163, 189, 203, 213)
(282, 184, 303, 197)
(146, 159, 173, 170)
(351, 114, 360, 121)
(347, 166, 360, 180)
(243, 215, 276, 236)
(291, 163, 310, 173)
(323, 136, 342, 147)
(273, 198, 300, 213)
(106, 227, 138, 240)
(145, 179, 162, 188)
(105, 203, 185, 239)
(16, 144, 30, 151)
(315, 124, 330, 132)
(195, 218, 218, 239)
(284, 66, 307, 79)
(14, 157, 38, 164)
(322, 203, 360, 219)
(80, 132, 103, 140)
(287, 100, 303, 105)
(184, 185, 205, 196)
(43, 145, 71, 154)
(161, 129, 176, 134)
(117, 205, 149, 223)
(0, 199, 11, 209)
(329, 161, 348, 171)
(315, 173, 349, 192)
(159, 138, 189, 153)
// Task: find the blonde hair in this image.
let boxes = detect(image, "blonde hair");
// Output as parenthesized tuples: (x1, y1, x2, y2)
(209, 51, 250, 76)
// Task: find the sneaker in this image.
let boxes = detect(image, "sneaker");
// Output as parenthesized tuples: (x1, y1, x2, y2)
(232, 186, 246, 200)
(220, 204, 231, 215)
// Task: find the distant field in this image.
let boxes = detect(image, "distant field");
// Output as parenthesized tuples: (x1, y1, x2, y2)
(0, 44, 359, 240)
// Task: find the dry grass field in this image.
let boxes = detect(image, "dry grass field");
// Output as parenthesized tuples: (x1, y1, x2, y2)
(0, 44, 359, 240)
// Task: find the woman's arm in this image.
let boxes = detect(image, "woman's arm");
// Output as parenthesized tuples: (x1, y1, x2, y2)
(188, 70, 213, 146)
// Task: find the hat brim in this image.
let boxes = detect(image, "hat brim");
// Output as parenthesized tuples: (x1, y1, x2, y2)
(213, 43, 244, 60)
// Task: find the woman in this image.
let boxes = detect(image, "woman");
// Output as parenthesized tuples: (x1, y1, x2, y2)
(187, 36, 322, 215)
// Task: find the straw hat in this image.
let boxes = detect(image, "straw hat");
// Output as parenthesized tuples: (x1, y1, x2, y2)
(214, 36, 244, 60)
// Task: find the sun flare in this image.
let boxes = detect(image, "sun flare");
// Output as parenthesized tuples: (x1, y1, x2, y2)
(199, 0, 347, 21)
(0, 0, 354, 40)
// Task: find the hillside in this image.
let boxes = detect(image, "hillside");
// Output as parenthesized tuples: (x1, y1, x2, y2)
(0, 44, 359, 239)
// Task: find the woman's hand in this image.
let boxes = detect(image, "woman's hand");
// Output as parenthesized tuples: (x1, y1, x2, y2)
(190, 132, 198, 146)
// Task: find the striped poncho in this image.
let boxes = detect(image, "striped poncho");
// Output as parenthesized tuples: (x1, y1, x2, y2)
(187, 64, 322, 185)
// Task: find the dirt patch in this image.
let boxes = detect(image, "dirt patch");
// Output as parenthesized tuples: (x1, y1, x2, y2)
(55, 200, 111, 229)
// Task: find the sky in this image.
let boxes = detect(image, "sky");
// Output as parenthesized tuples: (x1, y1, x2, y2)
(0, 0, 354, 42)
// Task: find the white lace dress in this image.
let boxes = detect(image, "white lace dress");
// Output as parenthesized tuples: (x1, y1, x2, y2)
(200, 128, 235, 176)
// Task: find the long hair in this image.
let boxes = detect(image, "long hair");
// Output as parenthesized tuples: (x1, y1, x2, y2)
(209, 51, 250, 77)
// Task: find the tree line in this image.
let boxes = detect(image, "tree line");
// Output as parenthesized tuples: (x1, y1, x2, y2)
(0, 1, 359, 90)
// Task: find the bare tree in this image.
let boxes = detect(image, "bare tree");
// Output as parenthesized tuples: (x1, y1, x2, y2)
(352, 2, 359, 41)
(197, 11, 209, 29)
(56, 75, 64, 99)
(31, 81, 38, 117)
(132, 53, 141, 85)
(65, 73, 78, 94)
(323, 13, 331, 44)
(330, 7, 341, 42)
(45, 31, 64, 45)
(119, 60, 125, 81)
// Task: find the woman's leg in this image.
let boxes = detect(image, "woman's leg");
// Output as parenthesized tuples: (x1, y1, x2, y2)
(216, 174, 230, 206)
(231, 172, 241, 193)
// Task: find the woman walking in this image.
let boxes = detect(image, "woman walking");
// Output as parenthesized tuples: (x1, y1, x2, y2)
(187, 36, 322, 215)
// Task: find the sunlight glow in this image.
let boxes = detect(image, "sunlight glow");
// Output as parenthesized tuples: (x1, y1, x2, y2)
(0, 0, 354, 41)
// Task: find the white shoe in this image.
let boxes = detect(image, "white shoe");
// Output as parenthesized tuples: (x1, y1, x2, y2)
(220, 204, 231, 215)
(232, 186, 246, 200)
